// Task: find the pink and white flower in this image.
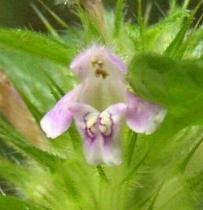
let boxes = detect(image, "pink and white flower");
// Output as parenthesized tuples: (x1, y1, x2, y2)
(40, 45, 167, 165)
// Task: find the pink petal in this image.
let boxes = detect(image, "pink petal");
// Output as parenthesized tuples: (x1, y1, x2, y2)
(99, 103, 126, 165)
(107, 51, 127, 74)
(40, 86, 81, 138)
(70, 48, 92, 79)
(84, 136, 104, 165)
(126, 91, 167, 135)
(70, 44, 127, 80)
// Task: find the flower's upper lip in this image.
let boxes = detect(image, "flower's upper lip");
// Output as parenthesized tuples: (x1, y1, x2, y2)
(70, 44, 128, 78)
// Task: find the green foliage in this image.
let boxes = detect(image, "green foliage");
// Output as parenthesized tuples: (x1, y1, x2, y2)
(0, 29, 73, 65)
(0, 196, 45, 210)
(0, 0, 203, 210)
(128, 55, 203, 126)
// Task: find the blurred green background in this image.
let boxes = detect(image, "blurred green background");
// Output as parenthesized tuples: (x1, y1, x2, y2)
(0, 0, 202, 31)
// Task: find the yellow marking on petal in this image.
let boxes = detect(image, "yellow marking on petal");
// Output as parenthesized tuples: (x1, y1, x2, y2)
(100, 112, 111, 126)
(97, 60, 103, 67)
(112, 115, 119, 123)
(99, 112, 113, 135)
(90, 126, 97, 133)
(86, 113, 98, 129)
(99, 124, 111, 135)
(99, 125, 107, 133)
(99, 125, 106, 132)
(91, 59, 98, 66)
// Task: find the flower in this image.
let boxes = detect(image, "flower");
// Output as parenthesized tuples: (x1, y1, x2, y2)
(40, 45, 167, 166)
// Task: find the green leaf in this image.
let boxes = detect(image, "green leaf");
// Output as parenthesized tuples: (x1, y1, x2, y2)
(31, 3, 61, 41)
(114, 0, 125, 36)
(164, 17, 191, 59)
(0, 196, 45, 210)
(0, 29, 73, 66)
(41, 69, 65, 100)
(0, 117, 64, 171)
(37, 0, 69, 29)
(128, 55, 203, 125)
(164, 0, 203, 59)
(0, 159, 31, 187)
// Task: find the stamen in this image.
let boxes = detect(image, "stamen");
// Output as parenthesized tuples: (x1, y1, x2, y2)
(97, 60, 103, 67)
(91, 58, 109, 79)
(91, 59, 98, 66)
(95, 68, 109, 79)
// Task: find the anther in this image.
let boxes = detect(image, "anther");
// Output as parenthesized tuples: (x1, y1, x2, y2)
(97, 60, 103, 67)
(95, 68, 109, 79)
(91, 59, 98, 66)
